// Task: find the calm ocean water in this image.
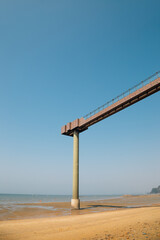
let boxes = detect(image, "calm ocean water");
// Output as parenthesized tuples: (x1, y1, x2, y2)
(0, 194, 121, 204)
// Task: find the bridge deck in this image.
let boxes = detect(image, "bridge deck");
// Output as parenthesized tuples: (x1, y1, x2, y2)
(61, 72, 160, 136)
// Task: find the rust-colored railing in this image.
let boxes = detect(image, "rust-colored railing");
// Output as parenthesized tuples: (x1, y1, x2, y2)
(83, 71, 160, 120)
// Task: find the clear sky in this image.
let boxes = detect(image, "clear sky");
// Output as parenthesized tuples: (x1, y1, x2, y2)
(0, 0, 160, 195)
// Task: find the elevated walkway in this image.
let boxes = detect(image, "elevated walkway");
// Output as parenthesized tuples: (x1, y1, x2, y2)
(61, 72, 160, 136)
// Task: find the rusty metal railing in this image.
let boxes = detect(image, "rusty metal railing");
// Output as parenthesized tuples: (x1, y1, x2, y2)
(83, 71, 160, 120)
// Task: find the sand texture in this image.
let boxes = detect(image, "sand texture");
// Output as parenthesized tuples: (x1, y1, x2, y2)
(0, 194, 160, 240)
(0, 207, 160, 240)
(1, 194, 160, 221)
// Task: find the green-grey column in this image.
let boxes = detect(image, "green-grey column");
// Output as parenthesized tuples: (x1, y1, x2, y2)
(71, 130, 80, 209)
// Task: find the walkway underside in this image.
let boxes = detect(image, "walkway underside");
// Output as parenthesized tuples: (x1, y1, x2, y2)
(61, 74, 160, 136)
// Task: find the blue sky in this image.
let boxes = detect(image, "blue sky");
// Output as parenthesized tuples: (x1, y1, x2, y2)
(0, 0, 160, 195)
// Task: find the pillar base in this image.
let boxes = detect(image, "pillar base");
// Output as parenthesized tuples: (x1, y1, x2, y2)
(71, 199, 80, 209)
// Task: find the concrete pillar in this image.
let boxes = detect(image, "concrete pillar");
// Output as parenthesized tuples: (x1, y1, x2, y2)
(71, 130, 80, 209)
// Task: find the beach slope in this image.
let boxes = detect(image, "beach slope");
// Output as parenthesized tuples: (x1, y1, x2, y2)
(0, 206, 160, 240)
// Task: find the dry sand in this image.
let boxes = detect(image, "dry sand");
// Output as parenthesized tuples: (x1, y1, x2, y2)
(0, 195, 160, 240)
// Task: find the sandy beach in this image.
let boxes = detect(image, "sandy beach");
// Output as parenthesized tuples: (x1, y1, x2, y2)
(0, 194, 160, 240)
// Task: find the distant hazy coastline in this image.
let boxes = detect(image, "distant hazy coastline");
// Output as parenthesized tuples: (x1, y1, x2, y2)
(150, 185, 160, 194)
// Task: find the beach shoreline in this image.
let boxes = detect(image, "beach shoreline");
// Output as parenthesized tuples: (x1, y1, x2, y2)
(0, 206, 160, 240)
(0, 194, 160, 221)
(0, 194, 160, 239)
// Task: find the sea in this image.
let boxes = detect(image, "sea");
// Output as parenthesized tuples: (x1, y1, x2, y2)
(0, 193, 122, 204)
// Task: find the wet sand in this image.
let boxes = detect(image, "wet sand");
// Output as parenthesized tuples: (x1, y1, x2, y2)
(0, 194, 160, 221)
(0, 194, 160, 239)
